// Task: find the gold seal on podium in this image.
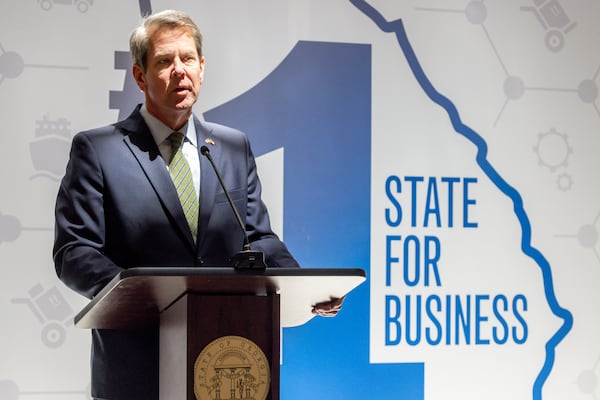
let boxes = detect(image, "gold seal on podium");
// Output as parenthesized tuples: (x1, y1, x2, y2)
(194, 335, 270, 400)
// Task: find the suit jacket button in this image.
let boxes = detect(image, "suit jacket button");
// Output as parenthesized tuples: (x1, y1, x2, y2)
(197, 257, 204, 265)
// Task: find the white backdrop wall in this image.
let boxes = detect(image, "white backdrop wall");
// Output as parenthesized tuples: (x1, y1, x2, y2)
(1, 1, 599, 399)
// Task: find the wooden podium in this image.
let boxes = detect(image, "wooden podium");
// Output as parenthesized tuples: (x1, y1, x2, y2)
(74, 267, 366, 400)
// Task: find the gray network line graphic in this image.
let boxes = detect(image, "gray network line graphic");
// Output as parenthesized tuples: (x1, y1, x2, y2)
(556, 211, 600, 264)
(415, 1, 600, 125)
(575, 356, 600, 400)
(414, 1, 593, 193)
(0, 211, 52, 246)
(1, 3, 147, 400)
(0, 42, 87, 86)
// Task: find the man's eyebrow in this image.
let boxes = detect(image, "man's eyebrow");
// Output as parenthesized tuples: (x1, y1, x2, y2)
(152, 50, 172, 58)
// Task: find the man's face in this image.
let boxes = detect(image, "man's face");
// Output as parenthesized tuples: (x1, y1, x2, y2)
(133, 26, 204, 127)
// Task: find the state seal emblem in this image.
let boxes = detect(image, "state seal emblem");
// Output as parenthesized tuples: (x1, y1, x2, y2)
(194, 335, 271, 400)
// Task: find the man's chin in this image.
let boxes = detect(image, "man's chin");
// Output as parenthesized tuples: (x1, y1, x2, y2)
(174, 98, 196, 111)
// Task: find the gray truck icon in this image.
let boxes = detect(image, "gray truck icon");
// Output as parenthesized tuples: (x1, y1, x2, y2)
(521, 0, 576, 52)
(38, 0, 93, 13)
(11, 284, 74, 348)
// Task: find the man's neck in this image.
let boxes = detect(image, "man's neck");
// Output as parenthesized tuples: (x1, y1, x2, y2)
(146, 105, 192, 132)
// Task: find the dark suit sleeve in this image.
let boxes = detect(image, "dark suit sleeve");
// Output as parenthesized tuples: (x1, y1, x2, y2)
(53, 132, 123, 299)
(243, 138, 300, 268)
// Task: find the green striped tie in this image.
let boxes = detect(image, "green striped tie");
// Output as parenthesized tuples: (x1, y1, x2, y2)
(168, 132, 199, 243)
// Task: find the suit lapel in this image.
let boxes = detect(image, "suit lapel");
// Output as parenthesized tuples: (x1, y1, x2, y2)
(119, 108, 197, 252)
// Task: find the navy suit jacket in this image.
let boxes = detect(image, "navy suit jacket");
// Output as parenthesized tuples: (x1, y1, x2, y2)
(53, 105, 298, 399)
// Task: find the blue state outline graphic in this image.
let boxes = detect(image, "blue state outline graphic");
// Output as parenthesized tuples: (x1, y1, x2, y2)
(349, 1, 573, 398)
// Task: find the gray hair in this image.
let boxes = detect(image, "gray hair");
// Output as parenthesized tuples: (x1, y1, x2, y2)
(129, 9, 203, 71)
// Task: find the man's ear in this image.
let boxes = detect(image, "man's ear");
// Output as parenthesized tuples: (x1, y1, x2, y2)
(199, 56, 205, 84)
(132, 64, 146, 92)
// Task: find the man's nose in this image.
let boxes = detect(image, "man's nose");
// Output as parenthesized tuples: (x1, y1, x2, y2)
(172, 58, 185, 76)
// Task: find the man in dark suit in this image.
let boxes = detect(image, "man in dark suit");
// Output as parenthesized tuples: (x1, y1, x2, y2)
(53, 9, 345, 400)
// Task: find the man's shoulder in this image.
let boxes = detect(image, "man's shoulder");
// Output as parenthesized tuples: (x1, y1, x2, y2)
(76, 107, 145, 142)
(72, 123, 127, 146)
(199, 119, 245, 136)
(196, 118, 249, 146)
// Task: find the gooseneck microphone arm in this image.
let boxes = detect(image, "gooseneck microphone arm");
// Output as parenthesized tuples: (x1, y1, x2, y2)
(200, 145, 266, 269)
(201, 146, 250, 251)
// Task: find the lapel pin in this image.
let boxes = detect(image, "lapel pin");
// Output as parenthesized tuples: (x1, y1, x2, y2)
(205, 138, 215, 145)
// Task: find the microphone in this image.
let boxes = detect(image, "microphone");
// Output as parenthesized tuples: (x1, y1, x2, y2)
(200, 145, 266, 269)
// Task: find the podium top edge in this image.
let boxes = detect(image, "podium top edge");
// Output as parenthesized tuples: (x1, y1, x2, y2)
(76, 266, 367, 329)
(117, 266, 366, 280)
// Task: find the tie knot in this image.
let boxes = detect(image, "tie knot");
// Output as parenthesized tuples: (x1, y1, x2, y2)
(169, 131, 185, 150)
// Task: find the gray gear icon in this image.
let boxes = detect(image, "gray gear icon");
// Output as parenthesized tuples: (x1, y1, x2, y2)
(533, 127, 573, 172)
(556, 172, 573, 191)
